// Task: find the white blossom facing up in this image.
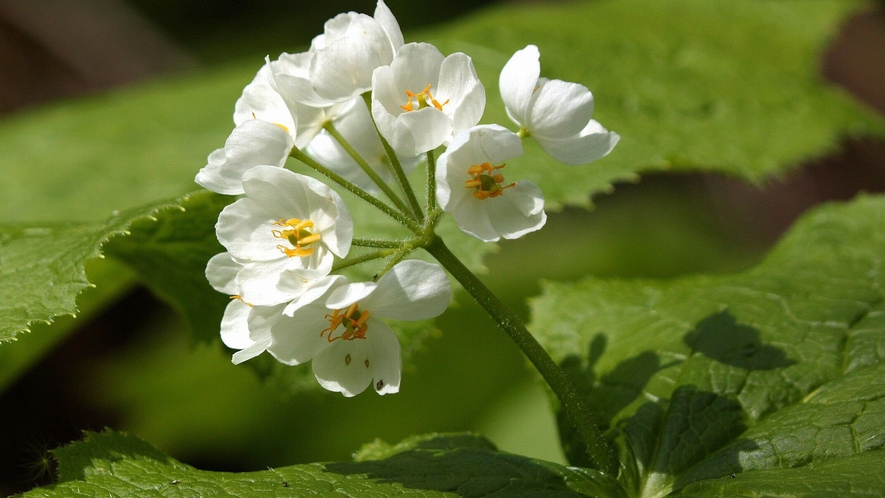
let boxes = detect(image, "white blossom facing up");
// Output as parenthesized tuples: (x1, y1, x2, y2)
(306, 0, 404, 103)
(499, 45, 619, 165)
(372, 42, 485, 156)
(437, 124, 546, 242)
(216, 166, 352, 306)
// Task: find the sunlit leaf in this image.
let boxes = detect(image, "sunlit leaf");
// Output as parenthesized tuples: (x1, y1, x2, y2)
(530, 195, 885, 495)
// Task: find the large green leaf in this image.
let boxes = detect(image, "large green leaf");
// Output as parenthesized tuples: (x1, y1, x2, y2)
(529, 194, 885, 496)
(21, 431, 605, 497)
(0, 199, 177, 342)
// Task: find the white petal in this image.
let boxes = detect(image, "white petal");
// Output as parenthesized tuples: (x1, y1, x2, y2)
(220, 299, 253, 349)
(237, 260, 331, 306)
(267, 300, 334, 366)
(234, 61, 295, 130)
(311, 14, 394, 102)
(499, 45, 540, 127)
(486, 181, 547, 240)
(536, 120, 620, 165)
(527, 79, 594, 139)
(205, 252, 241, 295)
(326, 281, 379, 310)
(283, 275, 347, 316)
(373, 0, 403, 51)
(271, 52, 331, 108)
(437, 53, 485, 138)
(398, 108, 452, 154)
(216, 198, 289, 261)
(366, 319, 401, 395)
(363, 260, 450, 321)
(313, 336, 373, 396)
(195, 120, 292, 195)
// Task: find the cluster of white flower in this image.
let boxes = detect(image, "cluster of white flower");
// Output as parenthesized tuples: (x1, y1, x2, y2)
(196, 1, 617, 396)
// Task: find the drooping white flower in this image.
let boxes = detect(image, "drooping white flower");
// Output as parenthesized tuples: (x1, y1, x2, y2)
(436, 124, 546, 242)
(305, 0, 404, 103)
(216, 166, 352, 306)
(500, 45, 619, 165)
(267, 260, 451, 396)
(305, 97, 421, 193)
(372, 42, 485, 156)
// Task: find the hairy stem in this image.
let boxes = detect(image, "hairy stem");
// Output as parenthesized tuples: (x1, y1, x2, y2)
(290, 147, 422, 233)
(362, 92, 424, 219)
(323, 121, 415, 219)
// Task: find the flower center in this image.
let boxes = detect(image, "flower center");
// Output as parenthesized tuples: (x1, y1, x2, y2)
(400, 84, 449, 112)
(464, 162, 516, 200)
(322, 303, 371, 342)
(271, 218, 321, 258)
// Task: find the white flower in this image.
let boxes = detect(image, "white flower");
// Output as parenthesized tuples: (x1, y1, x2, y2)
(206, 252, 278, 364)
(216, 166, 352, 306)
(372, 42, 485, 156)
(196, 60, 300, 195)
(500, 45, 619, 165)
(268, 260, 451, 396)
(305, 97, 421, 193)
(306, 0, 403, 103)
(270, 52, 359, 131)
(436, 125, 546, 242)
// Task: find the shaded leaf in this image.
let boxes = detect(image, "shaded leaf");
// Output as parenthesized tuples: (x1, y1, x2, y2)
(22, 430, 604, 497)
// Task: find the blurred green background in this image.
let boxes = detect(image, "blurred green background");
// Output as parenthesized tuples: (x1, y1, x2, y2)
(1, 0, 883, 495)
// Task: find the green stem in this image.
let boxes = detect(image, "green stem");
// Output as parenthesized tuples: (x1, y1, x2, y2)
(362, 92, 424, 219)
(332, 248, 398, 272)
(426, 149, 438, 214)
(352, 237, 410, 249)
(423, 235, 617, 476)
(290, 147, 422, 233)
(323, 121, 415, 219)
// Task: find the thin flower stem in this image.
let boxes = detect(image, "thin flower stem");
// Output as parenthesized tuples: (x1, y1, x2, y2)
(361, 92, 424, 219)
(352, 237, 410, 248)
(290, 147, 423, 233)
(323, 122, 415, 219)
(426, 149, 438, 214)
(332, 248, 398, 272)
(423, 235, 617, 476)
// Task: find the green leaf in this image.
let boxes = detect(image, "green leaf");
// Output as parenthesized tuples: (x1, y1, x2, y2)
(529, 195, 885, 496)
(23, 430, 605, 497)
(102, 190, 234, 343)
(435, 0, 885, 207)
(0, 199, 178, 342)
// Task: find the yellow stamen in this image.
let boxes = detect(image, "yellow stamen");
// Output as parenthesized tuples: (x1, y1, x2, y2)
(400, 84, 449, 112)
(464, 162, 515, 200)
(271, 218, 320, 258)
(321, 303, 370, 342)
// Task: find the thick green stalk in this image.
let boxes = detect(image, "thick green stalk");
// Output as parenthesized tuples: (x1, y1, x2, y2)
(423, 235, 617, 476)
(323, 122, 415, 219)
